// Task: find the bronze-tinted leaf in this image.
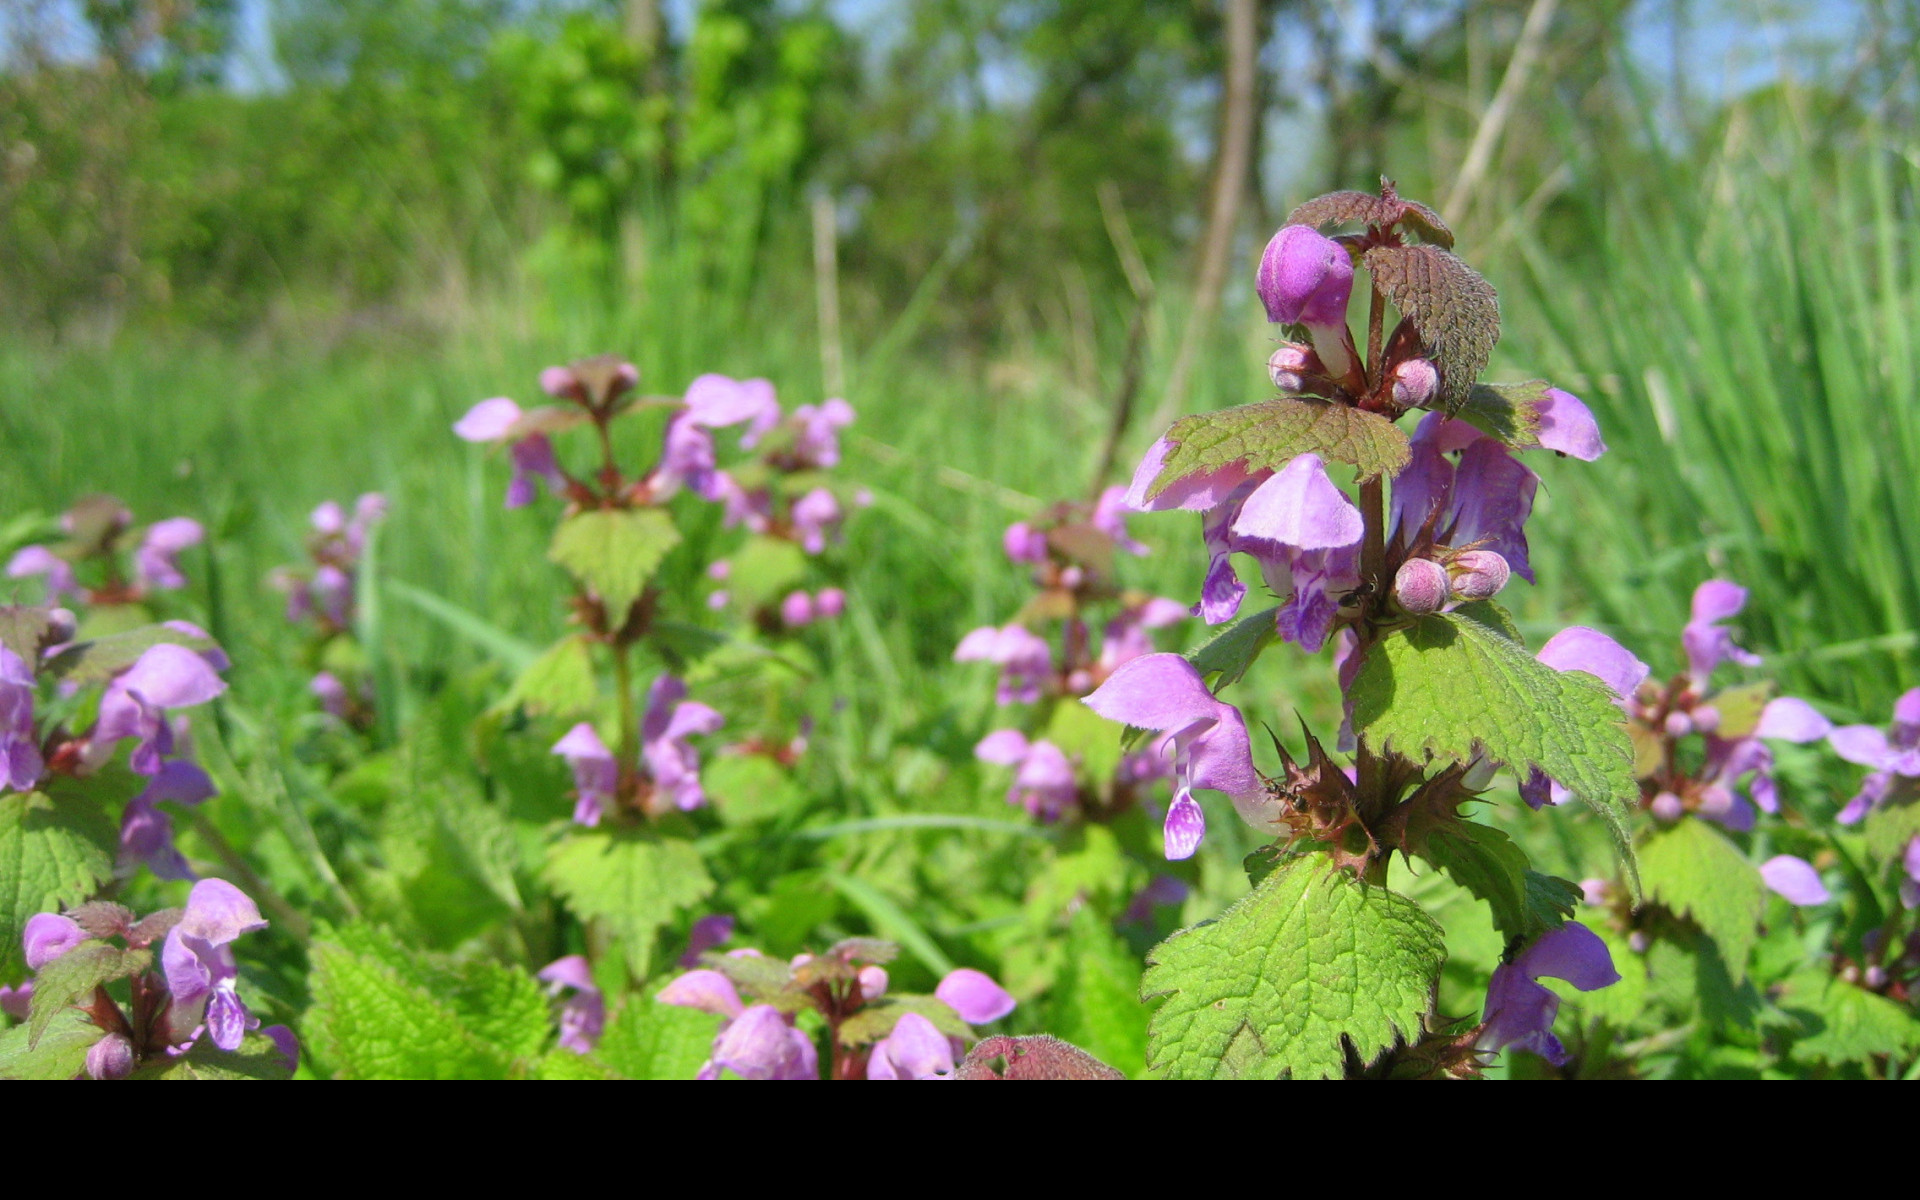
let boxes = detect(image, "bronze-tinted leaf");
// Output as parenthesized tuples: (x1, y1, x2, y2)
(1363, 244, 1499, 409)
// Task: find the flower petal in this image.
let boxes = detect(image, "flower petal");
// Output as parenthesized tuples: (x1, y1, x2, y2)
(1759, 855, 1829, 906)
(936, 967, 1016, 1024)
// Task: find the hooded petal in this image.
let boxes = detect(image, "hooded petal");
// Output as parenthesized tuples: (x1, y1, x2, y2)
(453, 397, 523, 442)
(1755, 697, 1832, 743)
(1517, 921, 1620, 992)
(23, 912, 86, 970)
(937, 967, 1015, 1024)
(974, 729, 1031, 765)
(1759, 855, 1830, 906)
(116, 643, 228, 711)
(1536, 627, 1650, 700)
(177, 878, 268, 945)
(1229, 453, 1363, 550)
(657, 968, 745, 1019)
(1123, 438, 1260, 513)
(1532, 389, 1606, 461)
(1083, 653, 1221, 734)
(867, 1012, 956, 1080)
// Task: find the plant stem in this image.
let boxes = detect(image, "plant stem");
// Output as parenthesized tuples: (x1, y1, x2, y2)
(1359, 278, 1388, 611)
(612, 637, 637, 766)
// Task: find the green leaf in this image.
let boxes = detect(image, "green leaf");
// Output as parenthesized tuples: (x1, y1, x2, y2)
(496, 634, 598, 719)
(702, 753, 804, 825)
(589, 993, 724, 1080)
(303, 923, 551, 1079)
(0, 606, 58, 666)
(0, 1005, 101, 1079)
(1415, 819, 1576, 940)
(0, 789, 116, 978)
(1863, 799, 1920, 864)
(1777, 970, 1920, 1065)
(1187, 604, 1279, 691)
(1286, 190, 1454, 248)
(28, 942, 148, 1048)
(1453, 381, 1548, 447)
(1349, 609, 1639, 882)
(544, 830, 715, 979)
(1043, 700, 1123, 799)
(1639, 819, 1766, 982)
(41, 624, 221, 686)
(725, 534, 810, 612)
(1140, 852, 1444, 1079)
(548, 507, 681, 621)
(839, 994, 974, 1047)
(1044, 905, 1148, 1078)
(1147, 399, 1410, 500)
(133, 1030, 294, 1079)
(1362, 243, 1500, 409)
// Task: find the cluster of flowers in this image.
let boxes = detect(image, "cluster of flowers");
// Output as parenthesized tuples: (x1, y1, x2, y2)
(1832, 689, 1920, 914)
(652, 938, 1016, 1080)
(269, 494, 386, 726)
(2, 607, 228, 881)
(954, 489, 1190, 827)
(7, 495, 203, 606)
(2, 879, 292, 1078)
(551, 675, 723, 825)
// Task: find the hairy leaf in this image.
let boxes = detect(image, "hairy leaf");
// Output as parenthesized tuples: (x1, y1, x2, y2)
(0, 1005, 101, 1079)
(1776, 970, 1920, 1065)
(544, 831, 715, 979)
(42, 623, 220, 686)
(726, 534, 809, 611)
(29, 943, 149, 1049)
(1454, 381, 1548, 447)
(1187, 604, 1279, 691)
(1363, 244, 1499, 409)
(1863, 799, 1920, 864)
(548, 507, 680, 621)
(582, 993, 723, 1080)
(1349, 609, 1638, 880)
(1140, 852, 1443, 1079)
(0, 607, 59, 666)
(134, 1030, 294, 1079)
(0, 789, 116, 978)
(839, 994, 973, 1047)
(1415, 819, 1576, 940)
(1639, 819, 1766, 982)
(1043, 905, 1148, 1078)
(497, 634, 598, 719)
(1285, 191, 1454, 248)
(1147, 399, 1410, 498)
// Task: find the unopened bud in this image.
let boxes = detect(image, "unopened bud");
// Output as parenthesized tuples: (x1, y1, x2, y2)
(85, 1033, 134, 1080)
(1691, 705, 1720, 734)
(1391, 358, 1439, 408)
(1650, 791, 1684, 822)
(858, 965, 888, 1002)
(1580, 878, 1613, 907)
(1267, 343, 1311, 392)
(1461, 752, 1498, 790)
(1448, 550, 1510, 600)
(1695, 784, 1734, 818)
(1059, 566, 1084, 590)
(780, 590, 815, 628)
(1628, 931, 1651, 954)
(816, 588, 846, 619)
(1866, 964, 1889, 989)
(1256, 225, 1354, 328)
(1393, 557, 1449, 615)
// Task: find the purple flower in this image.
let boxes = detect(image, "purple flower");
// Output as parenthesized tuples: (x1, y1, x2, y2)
(791, 397, 855, 467)
(1097, 596, 1189, 674)
(975, 730, 1078, 820)
(1830, 688, 1920, 824)
(1392, 416, 1539, 583)
(6, 546, 78, 601)
(538, 955, 606, 1054)
(647, 413, 720, 501)
(1521, 627, 1650, 809)
(791, 488, 843, 554)
(262, 1024, 300, 1074)
(699, 1004, 818, 1080)
(553, 724, 618, 826)
(678, 914, 736, 968)
(1084, 653, 1272, 859)
(641, 676, 724, 812)
(780, 590, 816, 628)
(1003, 522, 1050, 567)
(86, 1033, 135, 1080)
(1122, 437, 1263, 514)
(24, 912, 87, 970)
(118, 758, 217, 880)
(311, 671, 351, 720)
(0, 983, 30, 1020)
(936, 967, 1015, 1023)
(1682, 580, 1763, 685)
(1902, 836, 1920, 910)
(867, 1012, 956, 1080)
(1257, 225, 1356, 377)
(815, 588, 846, 619)
(92, 643, 228, 776)
(954, 624, 1053, 704)
(1534, 389, 1607, 461)
(1091, 485, 1148, 556)
(134, 518, 203, 592)
(657, 968, 746, 1018)
(683, 374, 782, 449)
(1479, 922, 1619, 1065)
(1, 645, 43, 793)
(162, 878, 268, 1052)
(1759, 855, 1829, 907)
(453, 398, 567, 509)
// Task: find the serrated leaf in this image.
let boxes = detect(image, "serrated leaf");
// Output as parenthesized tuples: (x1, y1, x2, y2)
(1862, 799, 1920, 863)
(0, 1005, 101, 1079)
(1043, 906, 1147, 1078)
(592, 993, 724, 1079)
(1776, 970, 1920, 1065)
(0, 607, 57, 666)
(1710, 683, 1775, 740)
(1454, 381, 1547, 447)
(1349, 610, 1639, 880)
(1148, 399, 1410, 499)
(304, 923, 550, 1079)
(544, 831, 715, 979)
(839, 994, 974, 1047)
(1187, 604, 1279, 690)
(1362, 244, 1499, 409)
(1285, 191, 1454, 248)
(1639, 820, 1766, 982)
(28, 942, 148, 1048)
(1140, 852, 1443, 1079)
(722, 534, 807, 612)
(1416, 819, 1575, 940)
(134, 1030, 294, 1079)
(0, 789, 116, 978)
(41, 624, 220, 686)
(497, 635, 598, 719)
(548, 508, 680, 621)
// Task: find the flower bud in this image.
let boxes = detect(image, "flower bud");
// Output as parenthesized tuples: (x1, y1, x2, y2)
(707, 561, 731, 581)
(780, 590, 815, 628)
(1866, 965, 1889, 989)
(1448, 550, 1510, 600)
(1257, 225, 1354, 328)
(1695, 784, 1735, 819)
(1580, 878, 1613, 907)
(858, 965, 889, 1002)
(1003, 522, 1049, 566)
(815, 588, 846, 619)
(1391, 358, 1439, 408)
(1628, 931, 1651, 954)
(85, 1033, 134, 1080)
(1691, 705, 1720, 734)
(1663, 710, 1693, 739)
(1650, 791, 1684, 822)
(1060, 566, 1084, 590)
(24, 912, 85, 971)
(1267, 343, 1311, 392)
(1392, 557, 1449, 615)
